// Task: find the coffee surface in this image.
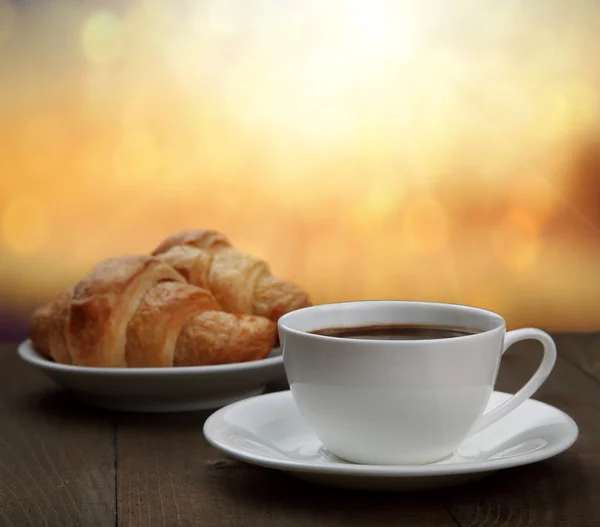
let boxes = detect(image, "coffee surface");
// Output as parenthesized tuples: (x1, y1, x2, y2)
(310, 324, 480, 340)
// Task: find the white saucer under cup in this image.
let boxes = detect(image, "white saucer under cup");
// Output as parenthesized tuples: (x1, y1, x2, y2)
(202, 390, 578, 492)
(277, 300, 558, 466)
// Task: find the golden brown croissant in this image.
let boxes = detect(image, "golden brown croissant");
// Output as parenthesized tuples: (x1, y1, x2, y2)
(30, 255, 277, 368)
(152, 229, 232, 256)
(30, 287, 73, 364)
(151, 229, 312, 322)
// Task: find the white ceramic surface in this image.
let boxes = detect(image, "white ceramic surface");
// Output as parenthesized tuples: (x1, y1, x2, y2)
(278, 301, 557, 465)
(203, 390, 578, 492)
(17, 339, 285, 413)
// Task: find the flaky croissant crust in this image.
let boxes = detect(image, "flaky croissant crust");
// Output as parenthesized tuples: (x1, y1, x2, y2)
(29, 228, 311, 368)
(31, 254, 277, 368)
(152, 230, 312, 321)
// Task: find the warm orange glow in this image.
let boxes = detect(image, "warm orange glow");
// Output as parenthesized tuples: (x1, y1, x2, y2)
(493, 210, 539, 272)
(1, 193, 49, 255)
(1, 0, 600, 332)
(402, 197, 449, 255)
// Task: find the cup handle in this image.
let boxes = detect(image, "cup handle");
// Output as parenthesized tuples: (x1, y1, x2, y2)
(470, 328, 557, 435)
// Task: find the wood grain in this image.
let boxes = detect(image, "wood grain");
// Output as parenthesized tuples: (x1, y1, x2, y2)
(0, 346, 115, 527)
(553, 333, 600, 384)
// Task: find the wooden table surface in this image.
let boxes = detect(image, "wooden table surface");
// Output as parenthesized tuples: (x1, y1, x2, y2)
(0, 333, 599, 527)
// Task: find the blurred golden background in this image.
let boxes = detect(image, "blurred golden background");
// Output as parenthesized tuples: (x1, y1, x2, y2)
(1, 0, 600, 339)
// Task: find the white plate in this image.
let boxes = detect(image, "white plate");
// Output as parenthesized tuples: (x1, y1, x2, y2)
(203, 390, 579, 491)
(17, 339, 285, 413)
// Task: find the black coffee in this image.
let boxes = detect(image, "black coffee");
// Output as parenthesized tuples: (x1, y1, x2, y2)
(310, 324, 480, 340)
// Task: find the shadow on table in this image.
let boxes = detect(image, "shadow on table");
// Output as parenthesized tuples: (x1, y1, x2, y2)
(206, 462, 449, 521)
(205, 452, 591, 521)
(439, 453, 593, 524)
(16, 386, 219, 425)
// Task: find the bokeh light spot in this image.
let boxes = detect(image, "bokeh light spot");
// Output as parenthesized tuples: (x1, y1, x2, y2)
(354, 185, 400, 224)
(1, 194, 49, 255)
(493, 209, 539, 272)
(81, 10, 123, 65)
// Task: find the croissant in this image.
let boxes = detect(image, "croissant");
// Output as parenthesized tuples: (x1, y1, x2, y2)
(30, 287, 73, 365)
(151, 229, 312, 322)
(151, 229, 232, 256)
(30, 255, 277, 368)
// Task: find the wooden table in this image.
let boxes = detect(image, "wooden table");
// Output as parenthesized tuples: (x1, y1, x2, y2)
(0, 334, 598, 526)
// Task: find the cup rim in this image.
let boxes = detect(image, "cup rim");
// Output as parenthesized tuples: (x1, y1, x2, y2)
(278, 300, 506, 344)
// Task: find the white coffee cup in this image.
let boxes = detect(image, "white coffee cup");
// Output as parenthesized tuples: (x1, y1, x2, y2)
(278, 300, 557, 465)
